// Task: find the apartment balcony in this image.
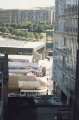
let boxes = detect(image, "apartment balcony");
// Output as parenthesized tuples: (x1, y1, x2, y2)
(64, 27, 78, 35)
(54, 57, 76, 80)
(53, 57, 76, 97)
(53, 47, 71, 57)
(54, 30, 78, 38)
(64, 5, 78, 16)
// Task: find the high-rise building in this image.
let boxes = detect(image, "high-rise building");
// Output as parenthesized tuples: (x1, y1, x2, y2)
(53, 0, 78, 104)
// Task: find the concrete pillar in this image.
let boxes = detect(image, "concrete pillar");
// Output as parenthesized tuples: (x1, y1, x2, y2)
(67, 96, 70, 105)
(42, 47, 46, 59)
(53, 81, 56, 94)
(61, 91, 67, 104)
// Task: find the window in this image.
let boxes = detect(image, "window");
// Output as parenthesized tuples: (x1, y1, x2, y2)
(0, 0, 78, 120)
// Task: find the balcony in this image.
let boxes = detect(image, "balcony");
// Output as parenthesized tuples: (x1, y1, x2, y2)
(54, 58, 76, 80)
(53, 47, 71, 57)
(64, 5, 78, 16)
(53, 56, 76, 96)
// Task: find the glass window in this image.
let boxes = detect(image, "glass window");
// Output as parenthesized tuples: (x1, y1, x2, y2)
(0, 0, 78, 119)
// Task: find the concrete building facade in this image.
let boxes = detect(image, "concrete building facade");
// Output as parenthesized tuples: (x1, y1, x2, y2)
(53, 0, 78, 104)
(0, 7, 55, 25)
(0, 9, 22, 24)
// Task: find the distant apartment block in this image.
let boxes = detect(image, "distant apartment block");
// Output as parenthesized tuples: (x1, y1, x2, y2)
(0, 7, 55, 25)
(53, 0, 78, 104)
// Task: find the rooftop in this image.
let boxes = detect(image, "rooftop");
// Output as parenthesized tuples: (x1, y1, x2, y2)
(0, 36, 46, 51)
(8, 55, 33, 62)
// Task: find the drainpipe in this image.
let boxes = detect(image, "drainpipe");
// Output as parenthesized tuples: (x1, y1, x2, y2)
(73, 1, 79, 120)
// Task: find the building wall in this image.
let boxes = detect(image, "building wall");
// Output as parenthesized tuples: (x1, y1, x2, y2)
(0, 7, 55, 25)
(0, 10, 21, 24)
(53, 0, 78, 100)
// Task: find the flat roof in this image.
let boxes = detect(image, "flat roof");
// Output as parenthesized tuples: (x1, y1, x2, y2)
(0, 36, 46, 51)
(8, 55, 33, 62)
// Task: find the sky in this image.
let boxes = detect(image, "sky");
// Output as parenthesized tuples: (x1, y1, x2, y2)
(0, 0, 55, 9)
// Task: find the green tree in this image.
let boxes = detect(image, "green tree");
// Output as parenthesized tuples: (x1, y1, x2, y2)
(0, 26, 8, 33)
(8, 27, 15, 34)
(33, 32, 39, 41)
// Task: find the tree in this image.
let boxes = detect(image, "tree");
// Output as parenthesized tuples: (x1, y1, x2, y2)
(8, 27, 15, 34)
(0, 26, 8, 33)
(39, 33, 43, 40)
(24, 21, 33, 31)
(33, 32, 39, 41)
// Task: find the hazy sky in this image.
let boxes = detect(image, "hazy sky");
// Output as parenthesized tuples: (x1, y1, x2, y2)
(0, 0, 55, 9)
